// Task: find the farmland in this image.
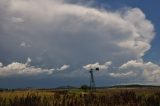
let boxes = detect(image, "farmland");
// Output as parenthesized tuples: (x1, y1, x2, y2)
(0, 87, 160, 106)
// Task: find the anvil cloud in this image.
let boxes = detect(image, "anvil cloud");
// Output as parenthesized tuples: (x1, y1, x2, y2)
(0, 0, 157, 87)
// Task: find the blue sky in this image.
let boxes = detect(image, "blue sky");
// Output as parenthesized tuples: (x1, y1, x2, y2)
(0, 0, 160, 88)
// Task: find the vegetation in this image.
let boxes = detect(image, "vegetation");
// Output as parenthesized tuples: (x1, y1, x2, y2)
(0, 88, 160, 106)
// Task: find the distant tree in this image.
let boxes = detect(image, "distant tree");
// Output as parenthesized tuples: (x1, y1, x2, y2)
(80, 85, 89, 91)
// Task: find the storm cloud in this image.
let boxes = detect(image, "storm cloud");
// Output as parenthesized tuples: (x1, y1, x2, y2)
(0, 0, 157, 87)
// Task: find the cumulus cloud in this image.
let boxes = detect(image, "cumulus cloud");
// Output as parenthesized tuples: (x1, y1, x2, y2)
(57, 65, 70, 71)
(83, 61, 112, 70)
(109, 71, 136, 77)
(0, 58, 69, 77)
(0, 0, 154, 66)
(110, 60, 160, 83)
(26, 57, 32, 64)
(0, 0, 156, 86)
(20, 41, 31, 48)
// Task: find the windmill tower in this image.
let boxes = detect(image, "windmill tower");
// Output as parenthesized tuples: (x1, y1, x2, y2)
(89, 67, 99, 91)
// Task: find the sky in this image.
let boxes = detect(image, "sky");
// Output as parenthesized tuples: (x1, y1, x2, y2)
(0, 0, 160, 88)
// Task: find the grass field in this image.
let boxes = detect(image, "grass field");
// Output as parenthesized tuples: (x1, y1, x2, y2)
(0, 88, 160, 106)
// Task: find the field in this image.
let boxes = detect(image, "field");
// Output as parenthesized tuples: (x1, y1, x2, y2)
(0, 88, 160, 106)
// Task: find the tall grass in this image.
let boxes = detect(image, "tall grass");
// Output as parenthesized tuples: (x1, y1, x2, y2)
(0, 88, 160, 106)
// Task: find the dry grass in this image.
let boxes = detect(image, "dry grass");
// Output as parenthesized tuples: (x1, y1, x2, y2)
(0, 88, 160, 106)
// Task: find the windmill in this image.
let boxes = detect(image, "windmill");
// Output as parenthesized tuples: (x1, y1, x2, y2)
(89, 67, 99, 91)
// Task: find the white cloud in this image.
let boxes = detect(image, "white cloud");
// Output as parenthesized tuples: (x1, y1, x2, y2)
(20, 41, 31, 48)
(0, 0, 156, 85)
(0, 58, 69, 77)
(110, 60, 160, 83)
(83, 61, 112, 70)
(0, 62, 3, 67)
(57, 65, 70, 71)
(0, 61, 52, 77)
(26, 57, 32, 65)
(109, 71, 136, 77)
(0, 0, 154, 66)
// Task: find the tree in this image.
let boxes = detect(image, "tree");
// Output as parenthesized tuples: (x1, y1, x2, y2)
(80, 85, 89, 92)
